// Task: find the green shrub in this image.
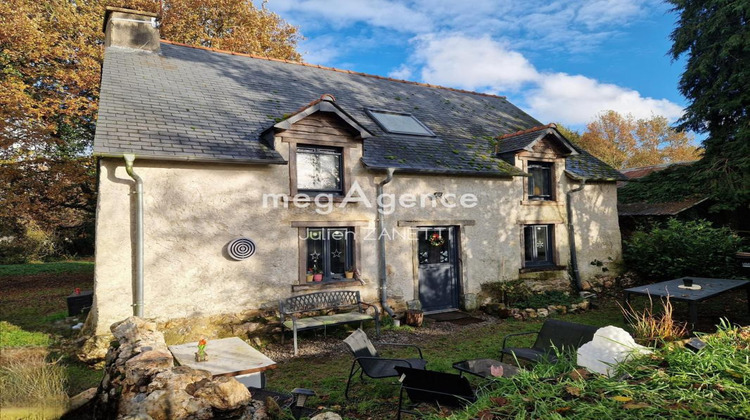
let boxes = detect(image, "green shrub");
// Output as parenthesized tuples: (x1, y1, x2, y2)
(624, 218, 743, 282)
(0, 221, 56, 264)
(0, 241, 30, 265)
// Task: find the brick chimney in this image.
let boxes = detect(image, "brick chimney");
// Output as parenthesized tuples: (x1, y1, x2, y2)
(103, 7, 160, 53)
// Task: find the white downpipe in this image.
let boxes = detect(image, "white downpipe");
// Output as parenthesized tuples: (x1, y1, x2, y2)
(376, 168, 396, 317)
(123, 154, 144, 317)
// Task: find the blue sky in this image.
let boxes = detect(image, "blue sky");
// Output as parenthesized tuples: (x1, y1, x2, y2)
(266, 0, 687, 133)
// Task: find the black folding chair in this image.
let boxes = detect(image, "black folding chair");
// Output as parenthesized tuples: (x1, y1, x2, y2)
(394, 366, 476, 419)
(500, 319, 598, 364)
(343, 328, 427, 399)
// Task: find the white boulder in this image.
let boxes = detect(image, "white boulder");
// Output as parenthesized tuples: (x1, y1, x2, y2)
(577, 326, 651, 376)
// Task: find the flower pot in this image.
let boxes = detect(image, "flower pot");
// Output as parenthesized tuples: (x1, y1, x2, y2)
(405, 309, 423, 327)
(306, 274, 314, 283)
(345, 271, 354, 279)
(313, 274, 323, 282)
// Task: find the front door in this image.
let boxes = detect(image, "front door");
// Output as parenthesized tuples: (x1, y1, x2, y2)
(417, 226, 459, 313)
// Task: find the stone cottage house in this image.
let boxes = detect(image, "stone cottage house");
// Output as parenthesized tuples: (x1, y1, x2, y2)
(90, 8, 624, 335)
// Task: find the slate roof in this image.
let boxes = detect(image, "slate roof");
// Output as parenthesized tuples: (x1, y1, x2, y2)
(566, 149, 627, 181)
(618, 197, 708, 216)
(495, 124, 559, 154)
(495, 125, 625, 181)
(620, 161, 697, 180)
(94, 41, 616, 180)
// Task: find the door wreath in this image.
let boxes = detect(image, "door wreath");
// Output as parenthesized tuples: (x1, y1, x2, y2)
(429, 233, 445, 247)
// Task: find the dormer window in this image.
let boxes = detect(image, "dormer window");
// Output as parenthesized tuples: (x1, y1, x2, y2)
(527, 161, 552, 201)
(297, 145, 343, 195)
(366, 109, 434, 136)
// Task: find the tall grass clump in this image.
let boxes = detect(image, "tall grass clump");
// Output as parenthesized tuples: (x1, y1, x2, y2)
(444, 321, 750, 420)
(0, 350, 68, 410)
(620, 295, 687, 345)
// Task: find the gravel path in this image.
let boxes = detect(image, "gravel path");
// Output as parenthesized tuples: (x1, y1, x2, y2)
(262, 311, 498, 362)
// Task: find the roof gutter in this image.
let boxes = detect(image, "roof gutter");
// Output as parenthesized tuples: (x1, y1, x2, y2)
(94, 152, 288, 165)
(123, 154, 144, 317)
(376, 168, 396, 318)
(566, 176, 587, 294)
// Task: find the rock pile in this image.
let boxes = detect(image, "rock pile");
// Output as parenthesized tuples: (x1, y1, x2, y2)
(481, 300, 591, 320)
(92, 317, 264, 419)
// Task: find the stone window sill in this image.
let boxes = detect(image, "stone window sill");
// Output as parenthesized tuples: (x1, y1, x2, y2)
(292, 279, 362, 292)
(519, 265, 567, 274)
(288, 194, 347, 203)
(521, 200, 561, 206)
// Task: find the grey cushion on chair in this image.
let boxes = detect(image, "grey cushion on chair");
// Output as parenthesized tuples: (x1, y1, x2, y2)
(344, 329, 427, 377)
(344, 328, 380, 358)
(343, 328, 427, 399)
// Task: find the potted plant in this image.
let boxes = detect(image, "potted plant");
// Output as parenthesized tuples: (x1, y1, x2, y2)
(345, 266, 356, 279)
(194, 338, 208, 362)
(313, 266, 323, 282)
(306, 268, 314, 283)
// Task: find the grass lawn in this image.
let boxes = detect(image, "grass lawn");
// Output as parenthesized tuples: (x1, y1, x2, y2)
(261, 290, 750, 419)
(0, 260, 100, 416)
(262, 303, 627, 418)
(0, 261, 94, 278)
(1, 260, 748, 419)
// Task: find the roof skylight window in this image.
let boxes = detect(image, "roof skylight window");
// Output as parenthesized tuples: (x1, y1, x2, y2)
(366, 109, 435, 136)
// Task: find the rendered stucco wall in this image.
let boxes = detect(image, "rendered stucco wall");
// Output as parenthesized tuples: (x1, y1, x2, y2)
(92, 146, 622, 335)
(568, 182, 623, 279)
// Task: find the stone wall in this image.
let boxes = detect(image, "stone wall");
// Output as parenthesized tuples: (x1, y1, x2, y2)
(91, 317, 264, 419)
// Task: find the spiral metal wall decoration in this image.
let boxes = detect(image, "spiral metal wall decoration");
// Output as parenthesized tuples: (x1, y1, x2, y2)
(227, 237, 256, 260)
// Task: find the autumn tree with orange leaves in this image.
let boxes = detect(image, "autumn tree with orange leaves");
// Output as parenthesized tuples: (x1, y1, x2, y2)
(0, 0, 300, 262)
(576, 110, 701, 170)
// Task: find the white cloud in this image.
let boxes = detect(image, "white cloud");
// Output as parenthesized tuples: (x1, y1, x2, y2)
(265, 0, 682, 125)
(388, 64, 413, 80)
(525, 73, 685, 124)
(408, 34, 683, 125)
(269, 0, 432, 32)
(575, 0, 651, 28)
(298, 35, 342, 65)
(268, 0, 666, 54)
(414, 35, 539, 92)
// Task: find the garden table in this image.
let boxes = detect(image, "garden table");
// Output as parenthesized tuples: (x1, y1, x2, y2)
(169, 336, 276, 388)
(623, 277, 750, 331)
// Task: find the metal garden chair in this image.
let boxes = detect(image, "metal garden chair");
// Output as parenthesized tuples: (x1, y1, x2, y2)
(500, 319, 598, 364)
(394, 366, 476, 419)
(343, 328, 427, 399)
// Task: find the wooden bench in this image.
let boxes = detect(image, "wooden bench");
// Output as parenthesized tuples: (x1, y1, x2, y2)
(279, 290, 380, 355)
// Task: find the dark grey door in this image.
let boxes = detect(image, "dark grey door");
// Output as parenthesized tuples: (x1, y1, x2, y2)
(417, 227, 459, 312)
